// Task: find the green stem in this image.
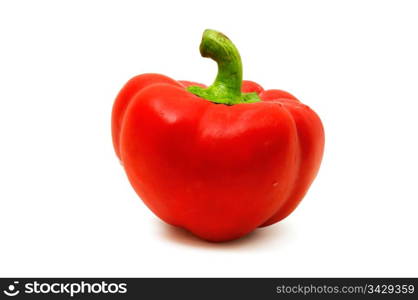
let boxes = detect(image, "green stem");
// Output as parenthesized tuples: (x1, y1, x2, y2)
(187, 29, 261, 105)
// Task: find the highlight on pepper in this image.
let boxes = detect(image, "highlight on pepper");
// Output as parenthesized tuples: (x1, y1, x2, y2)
(111, 29, 325, 242)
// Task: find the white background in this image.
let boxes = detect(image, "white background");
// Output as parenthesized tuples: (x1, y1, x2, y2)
(1, 0, 417, 277)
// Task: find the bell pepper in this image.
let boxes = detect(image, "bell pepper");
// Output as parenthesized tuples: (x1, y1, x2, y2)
(112, 29, 324, 242)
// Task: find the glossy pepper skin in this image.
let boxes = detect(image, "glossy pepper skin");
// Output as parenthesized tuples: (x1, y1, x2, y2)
(112, 30, 324, 242)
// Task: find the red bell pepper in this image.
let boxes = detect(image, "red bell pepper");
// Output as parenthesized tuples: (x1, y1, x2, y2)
(112, 30, 324, 242)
